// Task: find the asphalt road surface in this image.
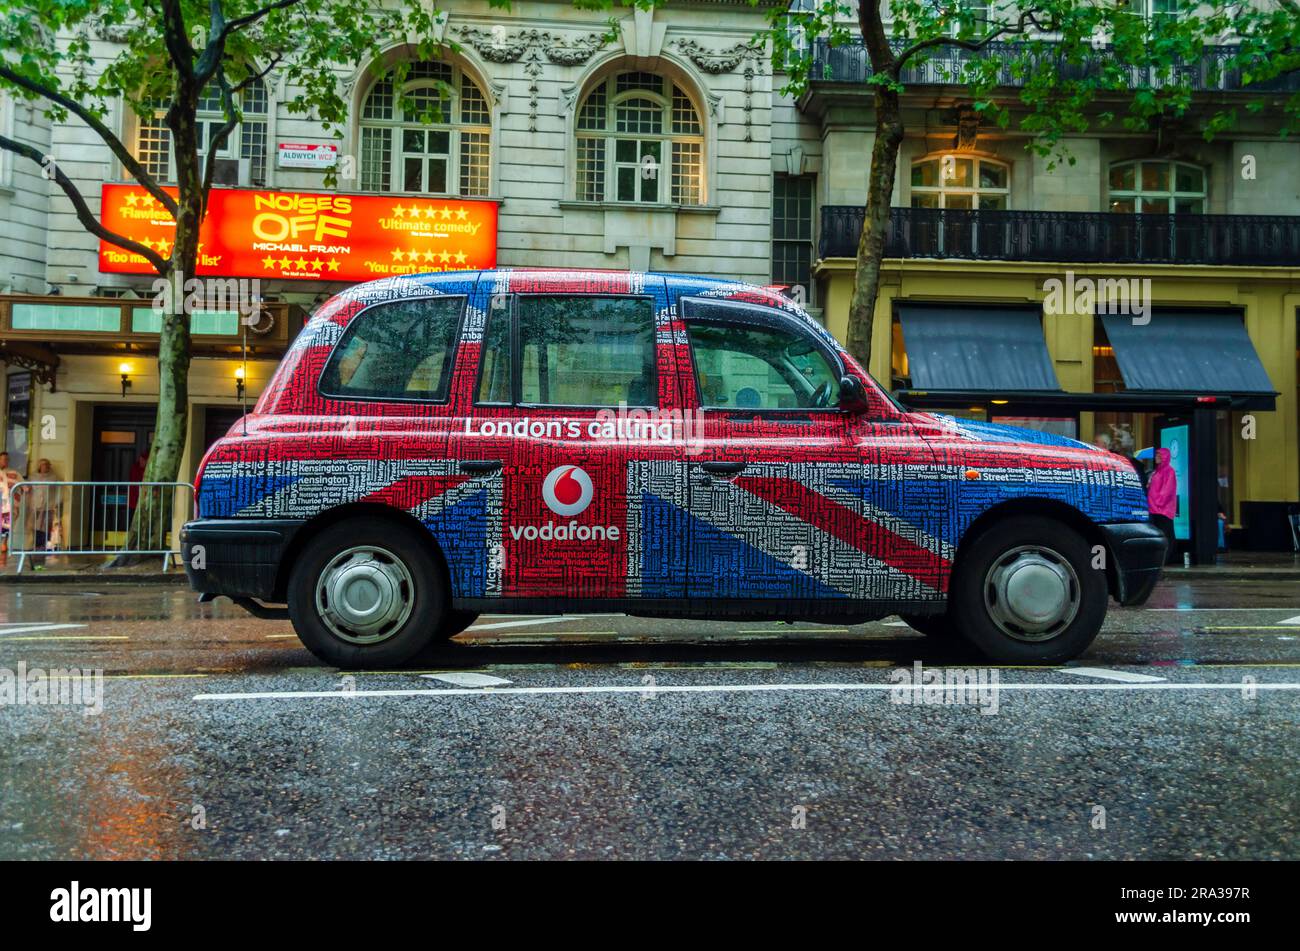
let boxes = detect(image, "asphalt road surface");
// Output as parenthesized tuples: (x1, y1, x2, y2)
(1, 576, 1298, 860)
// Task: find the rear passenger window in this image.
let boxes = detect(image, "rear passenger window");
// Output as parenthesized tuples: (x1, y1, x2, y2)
(518, 295, 657, 407)
(321, 297, 463, 402)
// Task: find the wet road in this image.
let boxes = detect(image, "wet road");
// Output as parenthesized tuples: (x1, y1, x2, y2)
(1, 577, 1298, 859)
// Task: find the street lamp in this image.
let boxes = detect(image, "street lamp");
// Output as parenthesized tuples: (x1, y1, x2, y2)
(234, 364, 246, 401)
(119, 362, 132, 398)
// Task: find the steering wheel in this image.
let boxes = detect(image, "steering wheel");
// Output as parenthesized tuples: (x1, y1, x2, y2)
(810, 381, 833, 408)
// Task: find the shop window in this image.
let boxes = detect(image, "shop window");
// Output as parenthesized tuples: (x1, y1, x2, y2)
(772, 175, 815, 302)
(133, 77, 270, 186)
(910, 155, 1009, 210)
(1108, 160, 1206, 214)
(359, 61, 491, 198)
(575, 72, 705, 205)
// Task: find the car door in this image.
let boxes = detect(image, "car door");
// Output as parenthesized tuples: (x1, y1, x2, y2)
(677, 294, 938, 607)
(445, 273, 689, 605)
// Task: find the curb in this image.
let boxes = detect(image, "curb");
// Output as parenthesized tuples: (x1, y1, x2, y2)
(1162, 569, 1300, 581)
(0, 572, 188, 585)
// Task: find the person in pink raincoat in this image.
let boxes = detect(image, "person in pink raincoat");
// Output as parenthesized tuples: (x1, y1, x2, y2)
(1147, 447, 1177, 562)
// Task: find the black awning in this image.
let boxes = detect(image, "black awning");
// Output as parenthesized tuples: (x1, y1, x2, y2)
(898, 304, 1060, 392)
(1100, 311, 1276, 409)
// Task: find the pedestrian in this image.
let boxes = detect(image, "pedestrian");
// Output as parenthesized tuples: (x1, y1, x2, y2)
(0, 451, 22, 565)
(1147, 446, 1177, 563)
(27, 459, 61, 568)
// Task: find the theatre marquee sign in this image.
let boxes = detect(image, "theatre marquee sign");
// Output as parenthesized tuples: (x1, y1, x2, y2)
(98, 184, 498, 281)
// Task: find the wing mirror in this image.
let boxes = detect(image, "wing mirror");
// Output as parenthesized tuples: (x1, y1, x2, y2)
(838, 375, 871, 414)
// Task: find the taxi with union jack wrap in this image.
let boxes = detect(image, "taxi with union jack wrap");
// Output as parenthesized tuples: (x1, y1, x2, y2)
(182, 269, 1167, 667)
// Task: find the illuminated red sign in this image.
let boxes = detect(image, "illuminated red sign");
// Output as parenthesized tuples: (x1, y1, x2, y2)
(98, 184, 498, 281)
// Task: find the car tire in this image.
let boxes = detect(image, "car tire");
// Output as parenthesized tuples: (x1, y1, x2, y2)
(899, 612, 956, 638)
(438, 609, 479, 639)
(950, 516, 1107, 665)
(288, 519, 445, 669)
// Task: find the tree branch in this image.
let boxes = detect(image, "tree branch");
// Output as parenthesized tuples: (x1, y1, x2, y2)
(894, 9, 1059, 72)
(0, 64, 178, 218)
(0, 133, 168, 274)
(219, 0, 304, 43)
(200, 67, 240, 211)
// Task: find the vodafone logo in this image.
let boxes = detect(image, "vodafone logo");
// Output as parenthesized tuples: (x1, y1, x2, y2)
(541, 465, 594, 517)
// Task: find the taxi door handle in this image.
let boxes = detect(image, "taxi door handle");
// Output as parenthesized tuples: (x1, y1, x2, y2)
(460, 459, 503, 474)
(699, 461, 746, 476)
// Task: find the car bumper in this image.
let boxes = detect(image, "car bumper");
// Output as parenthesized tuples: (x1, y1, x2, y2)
(180, 519, 304, 601)
(1099, 521, 1168, 606)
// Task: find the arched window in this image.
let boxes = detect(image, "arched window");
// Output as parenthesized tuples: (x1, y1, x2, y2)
(358, 60, 491, 197)
(1108, 160, 1205, 213)
(134, 76, 270, 185)
(575, 71, 705, 205)
(910, 155, 1009, 209)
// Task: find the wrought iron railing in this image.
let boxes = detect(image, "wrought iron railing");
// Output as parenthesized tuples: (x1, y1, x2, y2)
(819, 206, 1300, 266)
(808, 38, 1300, 93)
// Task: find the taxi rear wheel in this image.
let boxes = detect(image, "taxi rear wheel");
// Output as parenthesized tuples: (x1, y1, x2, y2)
(288, 520, 444, 669)
(950, 516, 1107, 665)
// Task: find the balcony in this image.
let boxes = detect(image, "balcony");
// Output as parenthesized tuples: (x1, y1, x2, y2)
(808, 38, 1300, 94)
(818, 206, 1300, 266)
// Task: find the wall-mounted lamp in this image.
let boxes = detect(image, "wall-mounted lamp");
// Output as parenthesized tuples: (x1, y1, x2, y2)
(234, 364, 246, 401)
(119, 362, 132, 398)
(991, 399, 1009, 406)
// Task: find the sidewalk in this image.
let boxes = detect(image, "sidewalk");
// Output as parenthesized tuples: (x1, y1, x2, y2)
(0, 552, 186, 583)
(1162, 550, 1300, 581)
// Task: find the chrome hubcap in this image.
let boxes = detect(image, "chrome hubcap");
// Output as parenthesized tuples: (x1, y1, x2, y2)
(983, 545, 1080, 643)
(314, 545, 414, 645)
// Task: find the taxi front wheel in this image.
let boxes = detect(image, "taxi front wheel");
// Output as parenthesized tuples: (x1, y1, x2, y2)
(950, 516, 1108, 665)
(288, 520, 446, 669)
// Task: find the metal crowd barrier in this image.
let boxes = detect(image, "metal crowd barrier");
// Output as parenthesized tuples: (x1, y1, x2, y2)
(7, 481, 194, 573)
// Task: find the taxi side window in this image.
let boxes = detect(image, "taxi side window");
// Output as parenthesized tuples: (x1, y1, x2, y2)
(321, 296, 463, 402)
(682, 299, 841, 410)
(478, 295, 658, 407)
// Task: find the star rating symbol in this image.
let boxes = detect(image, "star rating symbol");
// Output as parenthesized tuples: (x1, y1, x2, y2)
(278, 256, 291, 269)
(391, 247, 406, 261)
(422, 205, 437, 220)
(422, 250, 436, 263)
(454, 250, 467, 264)
(455, 208, 468, 221)
(439, 206, 452, 220)
(438, 250, 451, 264)
(261, 255, 276, 269)
(393, 204, 407, 217)
(326, 259, 340, 272)
(141, 194, 156, 208)
(125, 193, 139, 207)
(294, 257, 308, 270)
(310, 258, 324, 271)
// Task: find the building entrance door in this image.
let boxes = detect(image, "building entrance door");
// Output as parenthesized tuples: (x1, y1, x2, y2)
(90, 404, 156, 541)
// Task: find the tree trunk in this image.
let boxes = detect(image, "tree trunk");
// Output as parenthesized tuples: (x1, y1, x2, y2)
(844, 85, 904, 372)
(110, 110, 197, 568)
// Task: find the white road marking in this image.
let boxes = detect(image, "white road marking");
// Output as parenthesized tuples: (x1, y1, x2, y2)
(195, 681, 1300, 702)
(1148, 607, 1300, 612)
(1062, 667, 1166, 683)
(0, 623, 88, 637)
(882, 621, 913, 628)
(464, 616, 573, 631)
(421, 672, 513, 687)
(1280, 615, 1300, 625)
